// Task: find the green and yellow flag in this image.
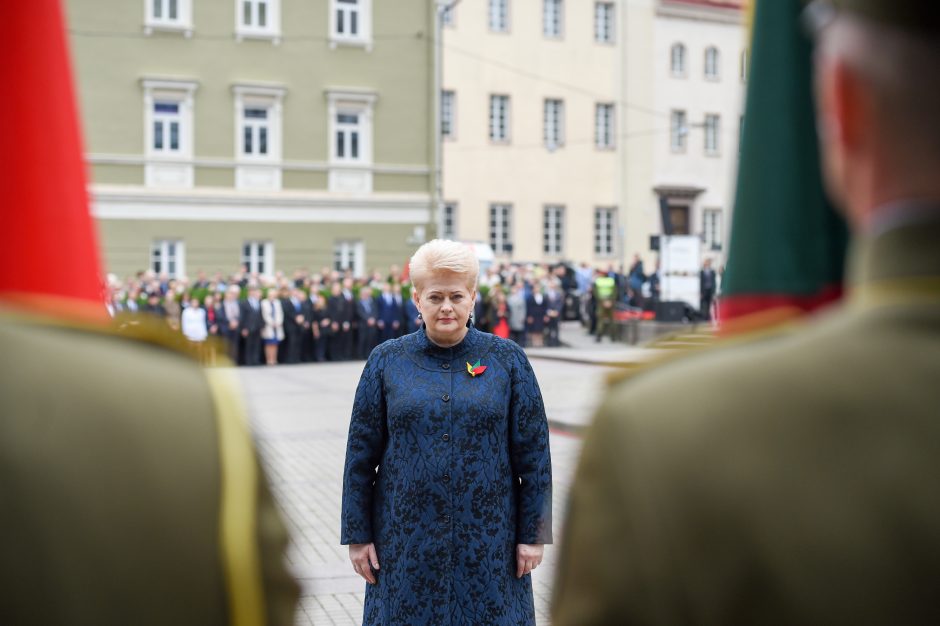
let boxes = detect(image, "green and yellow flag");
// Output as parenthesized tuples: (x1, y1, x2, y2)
(720, 0, 849, 328)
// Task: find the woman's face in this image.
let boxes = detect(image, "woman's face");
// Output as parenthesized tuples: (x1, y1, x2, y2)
(414, 271, 475, 346)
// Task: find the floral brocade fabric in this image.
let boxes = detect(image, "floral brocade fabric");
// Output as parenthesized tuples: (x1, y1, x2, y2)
(341, 327, 553, 625)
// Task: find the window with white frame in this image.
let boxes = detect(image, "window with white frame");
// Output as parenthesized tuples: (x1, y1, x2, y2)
(335, 111, 363, 162)
(670, 110, 687, 152)
(594, 207, 616, 256)
(151, 240, 185, 278)
(327, 90, 376, 192)
(142, 79, 197, 188)
(234, 85, 285, 190)
(489, 94, 510, 142)
(441, 3, 455, 27)
(705, 46, 720, 79)
(703, 208, 723, 251)
(704, 113, 720, 155)
(242, 241, 273, 276)
(740, 48, 749, 82)
(489, 0, 509, 32)
(331, 0, 372, 46)
(237, 0, 280, 38)
(333, 240, 365, 277)
(671, 43, 687, 76)
(442, 203, 457, 239)
(595, 103, 615, 149)
(145, 0, 192, 33)
(543, 205, 564, 256)
(544, 98, 564, 149)
(442, 90, 456, 139)
(242, 106, 271, 158)
(489, 203, 512, 255)
(543, 0, 563, 38)
(594, 2, 614, 43)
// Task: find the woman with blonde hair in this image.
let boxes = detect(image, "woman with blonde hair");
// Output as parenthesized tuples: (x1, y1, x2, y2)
(261, 288, 284, 365)
(342, 239, 553, 625)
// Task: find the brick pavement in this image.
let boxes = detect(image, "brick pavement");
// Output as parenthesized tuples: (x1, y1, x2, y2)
(241, 335, 618, 626)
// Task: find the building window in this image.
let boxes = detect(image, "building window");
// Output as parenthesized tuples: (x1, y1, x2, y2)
(543, 0, 563, 38)
(151, 240, 185, 278)
(234, 85, 285, 190)
(237, 0, 280, 39)
(334, 240, 365, 277)
(145, 0, 192, 33)
(543, 98, 564, 150)
(489, 203, 512, 255)
(441, 3, 456, 27)
(594, 207, 616, 256)
(442, 203, 457, 239)
(543, 205, 564, 256)
(740, 48, 749, 82)
(331, 0, 372, 47)
(671, 43, 687, 77)
(335, 112, 363, 162)
(242, 241, 273, 276)
(595, 103, 615, 149)
(327, 90, 376, 192)
(703, 208, 723, 251)
(489, 94, 510, 143)
(670, 110, 687, 152)
(142, 79, 197, 188)
(489, 0, 509, 32)
(242, 106, 271, 157)
(442, 90, 456, 139)
(594, 2, 614, 43)
(705, 46, 720, 79)
(704, 113, 720, 155)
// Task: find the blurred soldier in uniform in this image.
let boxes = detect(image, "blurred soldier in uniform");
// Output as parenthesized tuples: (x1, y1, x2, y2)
(593, 270, 617, 343)
(553, 0, 940, 624)
(0, 2, 299, 625)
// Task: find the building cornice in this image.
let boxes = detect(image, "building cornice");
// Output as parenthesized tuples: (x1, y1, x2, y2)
(87, 153, 430, 176)
(324, 87, 379, 105)
(140, 77, 200, 93)
(656, 1, 744, 25)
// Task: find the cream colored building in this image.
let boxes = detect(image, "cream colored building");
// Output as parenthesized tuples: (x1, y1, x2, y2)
(441, 0, 744, 268)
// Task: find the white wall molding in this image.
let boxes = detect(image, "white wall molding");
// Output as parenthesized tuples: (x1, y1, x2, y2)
(87, 153, 430, 176)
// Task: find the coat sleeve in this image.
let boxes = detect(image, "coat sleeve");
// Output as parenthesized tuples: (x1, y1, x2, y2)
(341, 348, 389, 544)
(508, 344, 553, 544)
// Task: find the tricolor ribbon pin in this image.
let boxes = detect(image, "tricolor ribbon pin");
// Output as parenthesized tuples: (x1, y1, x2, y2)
(466, 360, 487, 377)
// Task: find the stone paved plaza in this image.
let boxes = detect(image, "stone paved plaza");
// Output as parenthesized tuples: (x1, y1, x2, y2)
(240, 325, 622, 625)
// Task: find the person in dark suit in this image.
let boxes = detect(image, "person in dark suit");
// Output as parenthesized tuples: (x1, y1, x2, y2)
(473, 289, 489, 333)
(326, 282, 352, 361)
(217, 285, 242, 364)
(525, 282, 548, 347)
(553, 2, 940, 624)
(282, 287, 309, 365)
(355, 287, 378, 359)
(376, 282, 403, 344)
(239, 286, 264, 366)
(700, 258, 717, 321)
(544, 279, 564, 347)
(403, 294, 421, 334)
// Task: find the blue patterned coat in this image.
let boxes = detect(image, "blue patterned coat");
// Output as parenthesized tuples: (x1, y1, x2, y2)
(341, 326, 553, 625)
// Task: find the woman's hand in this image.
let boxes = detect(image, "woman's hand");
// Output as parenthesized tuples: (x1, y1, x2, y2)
(349, 543, 380, 584)
(516, 544, 544, 578)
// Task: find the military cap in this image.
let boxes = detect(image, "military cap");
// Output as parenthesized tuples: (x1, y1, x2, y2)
(806, 0, 940, 35)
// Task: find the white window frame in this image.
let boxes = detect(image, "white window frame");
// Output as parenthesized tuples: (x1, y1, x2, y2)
(671, 43, 687, 77)
(489, 0, 510, 33)
(543, 0, 563, 38)
(442, 90, 456, 140)
(330, 0, 373, 49)
(144, 0, 193, 36)
(142, 79, 197, 188)
(151, 239, 185, 278)
(594, 207, 616, 257)
(703, 208, 723, 252)
(704, 46, 721, 80)
(595, 102, 615, 150)
(326, 89, 377, 192)
(333, 240, 365, 277)
(242, 240, 275, 277)
(543, 205, 565, 256)
(441, 2, 456, 27)
(235, 0, 281, 42)
(543, 98, 564, 150)
(489, 203, 513, 255)
(704, 113, 721, 155)
(489, 94, 511, 143)
(442, 202, 457, 239)
(233, 84, 286, 190)
(594, 2, 614, 44)
(670, 109, 687, 153)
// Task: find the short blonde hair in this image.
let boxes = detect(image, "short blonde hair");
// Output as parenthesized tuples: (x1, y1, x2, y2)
(409, 239, 479, 294)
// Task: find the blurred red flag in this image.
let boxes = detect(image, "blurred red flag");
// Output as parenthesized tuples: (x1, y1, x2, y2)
(0, 0, 105, 319)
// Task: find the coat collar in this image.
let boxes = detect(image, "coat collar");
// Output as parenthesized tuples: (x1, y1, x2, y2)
(414, 325, 481, 361)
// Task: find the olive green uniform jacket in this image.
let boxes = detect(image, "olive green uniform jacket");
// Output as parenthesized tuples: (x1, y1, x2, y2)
(0, 315, 299, 626)
(553, 217, 940, 625)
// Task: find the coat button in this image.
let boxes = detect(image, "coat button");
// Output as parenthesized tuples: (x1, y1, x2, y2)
(442, 515, 451, 524)
(442, 474, 451, 483)
(442, 363, 450, 370)
(442, 433, 450, 441)
(442, 394, 450, 402)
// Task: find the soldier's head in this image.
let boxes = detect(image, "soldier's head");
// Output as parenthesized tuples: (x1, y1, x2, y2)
(808, 0, 940, 228)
